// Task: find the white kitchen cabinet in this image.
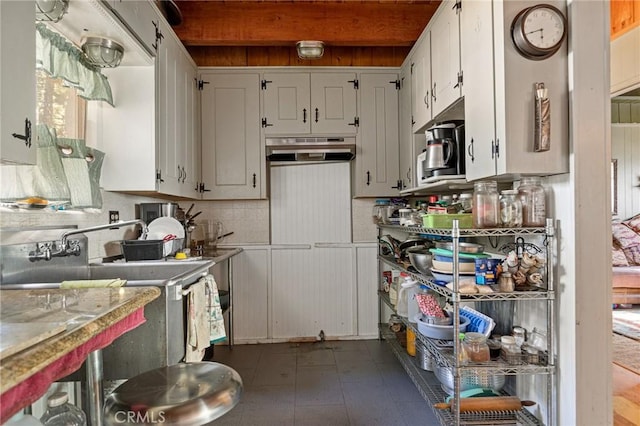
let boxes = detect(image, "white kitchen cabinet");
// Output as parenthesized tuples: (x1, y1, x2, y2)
(356, 245, 378, 337)
(1, 0, 36, 165)
(271, 246, 354, 339)
(460, 0, 568, 181)
(262, 72, 358, 135)
(430, 0, 462, 118)
(411, 32, 432, 133)
(231, 247, 269, 342)
(354, 73, 400, 197)
(156, 17, 200, 197)
(108, 0, 158, 54)
(97, 9, 200, 197)
(200, 72, 263, 199)
(611, 25, 640, 96)
(398, 62, 416, 190)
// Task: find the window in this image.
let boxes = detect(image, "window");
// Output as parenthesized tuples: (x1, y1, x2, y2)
(36, 69, 86, 139)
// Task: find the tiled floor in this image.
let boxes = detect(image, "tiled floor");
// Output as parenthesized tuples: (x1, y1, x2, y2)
(209, 339, 440, 426)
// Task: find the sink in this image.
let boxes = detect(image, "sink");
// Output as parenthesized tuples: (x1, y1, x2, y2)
(0, 259, 215, 289)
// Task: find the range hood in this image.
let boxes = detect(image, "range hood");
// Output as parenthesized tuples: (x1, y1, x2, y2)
(266, 137, 356, 162)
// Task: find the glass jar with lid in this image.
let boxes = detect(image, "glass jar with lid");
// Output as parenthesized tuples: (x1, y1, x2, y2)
(517, 177, 546, 227)
(458, 193, 473, 212)
(499, 189, 523, 227)
(372, 199, 390, 225)
(462, 332, 491, 363)
(472, 181, 499, 228)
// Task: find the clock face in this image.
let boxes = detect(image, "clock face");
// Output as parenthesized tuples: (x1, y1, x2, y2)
(511, 4, 567, 60)
(523, 6, 565, 49)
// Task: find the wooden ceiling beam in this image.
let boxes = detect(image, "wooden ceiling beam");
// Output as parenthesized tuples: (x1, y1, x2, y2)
(173, 1, 440, 47)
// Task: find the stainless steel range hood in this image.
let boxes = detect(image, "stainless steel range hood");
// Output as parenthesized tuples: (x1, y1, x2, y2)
(266, 137, 356, 162)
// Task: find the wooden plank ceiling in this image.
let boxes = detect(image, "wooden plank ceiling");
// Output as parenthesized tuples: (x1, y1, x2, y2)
(171, 0, 441, 67)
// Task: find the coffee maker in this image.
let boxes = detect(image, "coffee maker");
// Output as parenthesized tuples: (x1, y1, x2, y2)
(423, 121, 465, 178)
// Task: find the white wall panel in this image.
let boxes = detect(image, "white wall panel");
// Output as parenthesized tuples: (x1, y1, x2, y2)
(231, 247, 269, 341)
(271, 247, 353, 339)
(270, 162, 351, 244)
(611, 124, 640, 219)
(356, 245, 378, 337)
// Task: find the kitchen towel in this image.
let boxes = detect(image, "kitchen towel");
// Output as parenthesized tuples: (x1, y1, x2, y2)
(204, 274, 227, 344)
(185, 279, 208, 362)
(60, 279, 126, 289)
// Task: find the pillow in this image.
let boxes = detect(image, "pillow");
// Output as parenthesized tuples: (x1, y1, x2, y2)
(622, 213, 640, 234)
(613, 247, 630, 267)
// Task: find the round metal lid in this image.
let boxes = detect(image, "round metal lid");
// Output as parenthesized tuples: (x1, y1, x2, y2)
(103, 362, 243, 426)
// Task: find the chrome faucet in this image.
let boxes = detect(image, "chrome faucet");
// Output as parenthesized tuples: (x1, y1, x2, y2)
(29, 219, 148, 261)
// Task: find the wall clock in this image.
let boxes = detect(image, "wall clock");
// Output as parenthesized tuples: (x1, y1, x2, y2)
(511, 4, 567, 60)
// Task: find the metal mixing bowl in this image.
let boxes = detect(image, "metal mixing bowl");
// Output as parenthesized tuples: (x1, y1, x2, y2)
(434, 364, 506, 395)
(435, 241, 485, 253)
(406, 246, 433, 274)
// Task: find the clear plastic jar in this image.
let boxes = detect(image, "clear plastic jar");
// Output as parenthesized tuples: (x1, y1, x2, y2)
(372, 199, 390, 224)
(40, 392, 87, 426)
(500, 335, 520, 364)
(499, 189, 523, 227)
(462, 332, 491, 363)
(512, 326, 526, 348)
(399, 208, 413, 226)
(472, 181, 499, 228)
(517, 177, 546, 227)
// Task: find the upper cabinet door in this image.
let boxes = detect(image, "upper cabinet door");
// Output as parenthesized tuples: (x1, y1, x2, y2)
(411, 33, 432, 133)
(310, 73, 358, 135)
(398, 63, 416, 190)
(355, 73, 400, 197)
(263, 73, 310, 135)
(430, 0, 462, 118)
(263, 72, 357, 135)
(109, 0, 158, 55)
(1, 0, 36, 165)
(460, 0, 496, 181)
(200, 73, 262, 199)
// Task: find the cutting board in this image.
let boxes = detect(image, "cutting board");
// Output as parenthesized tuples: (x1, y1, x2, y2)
(0, 322, 67, 360)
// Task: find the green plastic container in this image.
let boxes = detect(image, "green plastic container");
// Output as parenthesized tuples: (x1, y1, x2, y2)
(422, 213, 473, 229)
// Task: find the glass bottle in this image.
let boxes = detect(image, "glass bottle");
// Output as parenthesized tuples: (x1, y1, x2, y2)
(462, 332, 491, 363)
(472, 181, 499, 228)
(518, 176, 546, 227)
(40, 392, 87, 426)
(499, 189, 523, 227)
(458, 193, 473, 212)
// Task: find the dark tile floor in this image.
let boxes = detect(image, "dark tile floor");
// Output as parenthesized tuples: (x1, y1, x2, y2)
(209, 339, 440, 426)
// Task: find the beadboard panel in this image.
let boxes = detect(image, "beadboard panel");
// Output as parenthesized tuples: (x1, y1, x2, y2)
(355, 244, 378, 337)
(612, 124, 640, 219)
(271, 246, 354, 339)
(231, 246, 270, 341)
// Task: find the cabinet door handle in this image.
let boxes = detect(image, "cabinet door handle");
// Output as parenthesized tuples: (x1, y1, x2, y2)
(424, 91, 429, 108)
(11, 118, 32, 148)
(468, 138, 475, 162)
(178, 166, 183, 181)
(366, 171, 371, 186)
(303, 108, 307, 123)
(491, 140, 496, 159)
(252, 173, 257, 188)
(315, 108, 319, 123)
(407, 168, 412, 181)
(432, 83, 437, 102)
(182, 166, 186, 183)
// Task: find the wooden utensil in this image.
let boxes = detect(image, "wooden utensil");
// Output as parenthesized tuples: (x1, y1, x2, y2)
(434, 396, 536, 412)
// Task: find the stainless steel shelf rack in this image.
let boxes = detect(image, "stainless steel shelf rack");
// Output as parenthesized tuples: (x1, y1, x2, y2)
(377, 220, 556, 426)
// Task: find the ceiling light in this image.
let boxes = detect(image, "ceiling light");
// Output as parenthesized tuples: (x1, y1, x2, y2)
(296, 41, 325, 60)
(35, 0, 69, 22)
(81, 37, 124, 68)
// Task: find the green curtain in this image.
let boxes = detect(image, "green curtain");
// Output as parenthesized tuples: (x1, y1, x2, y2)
(36, 23, 114, 106)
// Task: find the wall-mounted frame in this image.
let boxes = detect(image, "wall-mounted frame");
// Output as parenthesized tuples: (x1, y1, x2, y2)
(612, 158, 618, 216)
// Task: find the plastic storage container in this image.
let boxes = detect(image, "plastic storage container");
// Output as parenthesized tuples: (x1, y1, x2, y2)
(40, 392, 87, 426)
(372, 199, 390, 224)
(396, 274, 418, 318)
(422, 213, 473, 229)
